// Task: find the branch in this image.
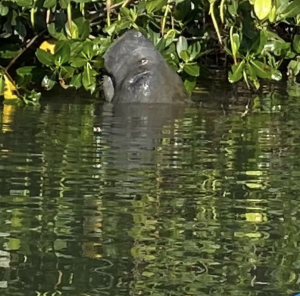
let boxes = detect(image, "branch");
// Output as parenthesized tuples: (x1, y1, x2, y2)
(5, 29, 46, 71)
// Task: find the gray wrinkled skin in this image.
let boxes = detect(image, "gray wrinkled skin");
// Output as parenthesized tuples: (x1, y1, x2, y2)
(103, 30, 190, 104)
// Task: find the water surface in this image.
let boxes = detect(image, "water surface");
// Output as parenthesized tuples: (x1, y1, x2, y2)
(0, 84, 299, 296)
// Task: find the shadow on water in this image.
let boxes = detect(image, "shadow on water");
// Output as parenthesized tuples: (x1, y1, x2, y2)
(0, 81, 300, 296)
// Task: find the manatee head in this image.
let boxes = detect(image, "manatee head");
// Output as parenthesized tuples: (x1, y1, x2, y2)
(103, 30, 165, 85)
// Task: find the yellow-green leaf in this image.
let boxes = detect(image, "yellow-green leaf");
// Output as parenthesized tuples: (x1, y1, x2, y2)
(254, 0, 272, 20)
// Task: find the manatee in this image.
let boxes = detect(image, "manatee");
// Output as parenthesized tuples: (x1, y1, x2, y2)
(102, 29, 190, 104)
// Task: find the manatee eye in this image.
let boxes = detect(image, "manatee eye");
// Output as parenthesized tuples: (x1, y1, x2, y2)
(140, 58, 148, 65)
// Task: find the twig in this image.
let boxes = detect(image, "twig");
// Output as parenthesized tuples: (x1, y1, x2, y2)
(173, 36, 203, 42)
(5, 30, 46, 71)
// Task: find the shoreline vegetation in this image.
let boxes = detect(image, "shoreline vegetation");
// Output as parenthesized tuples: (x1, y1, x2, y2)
(0, 0, 300, 105)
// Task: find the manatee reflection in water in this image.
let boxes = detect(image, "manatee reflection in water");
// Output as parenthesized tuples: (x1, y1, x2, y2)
(101, 102, 189, 170)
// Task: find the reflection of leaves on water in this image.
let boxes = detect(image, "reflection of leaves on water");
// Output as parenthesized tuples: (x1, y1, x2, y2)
(90, 271, 113, 290)
(93, 258, 113, 271)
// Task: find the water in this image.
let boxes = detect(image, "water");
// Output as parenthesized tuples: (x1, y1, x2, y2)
(0, 83, 300, 296)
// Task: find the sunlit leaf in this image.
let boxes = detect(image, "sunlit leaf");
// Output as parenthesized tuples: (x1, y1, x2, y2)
(254, 0, 272, 20)
(0, 2, 9, 15)
(39, 40, 56, 54)
(176, 36, 188, 57)
(231, 33, 240, 56)
(3, 75, 18, 99)
(180, 50, 190, 63)
(42, 74, 57, 90)
(65, 21, 79, 39)
(271, 69, 282, 81)
(228, 60, 245, 82)
(184, 77, 196, 93)
(187, 41, 201, 61)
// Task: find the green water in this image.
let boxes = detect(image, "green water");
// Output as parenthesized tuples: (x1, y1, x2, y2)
(0, 84, 299, 296)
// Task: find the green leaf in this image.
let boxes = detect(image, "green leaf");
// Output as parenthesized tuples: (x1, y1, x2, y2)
(174, 0, 191, 20)
(176, 36, 188, 57)
(82, 65, 97, 91)
(70, 57, 87, 67)
(16, 66, 37, 76)
(228, 60, 245, 83)
(15, 20, 27, 38)
(287, 60, 300, 78)
(35, 48, 55, 66)
(59, 0, 70, 9)
(93, 56, 104, 69)
(43, 0, 56, 8)
(16, 73, 32, 87)
(60, 66, 75, 79)
(15, 0, 32, 7)
(48, 23, 67, 40)
(281, 0, 300, 18)
(180, 50, 190, 63)
(0, 48, 21, 59)
(254, 0, 272, 20)
(146, 0, 167, 13)
(183, 64, 200, 76)
(156, 38, 166, 52)
(246, 63, 257, 81)
(80, 21, 90, 40)
(70, 41, 84, 56)
(184, 77, 196, 93)
(277, 0, 289, 14)
(70, 73, 82, 89)
(82, 41, 94, 59)
(120, 7, 131, 17)
(187, 42, 201, 61)
(293, 35, 300, 54)
(104, 23, 117, 36)
(73, 17, 90, 40)
(0, 3, 9, 16)
(256, 30, 267, 55)
(250, 60, 272, 79)
(268, 5, 277, 22)
(54, 41, 71, 65)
